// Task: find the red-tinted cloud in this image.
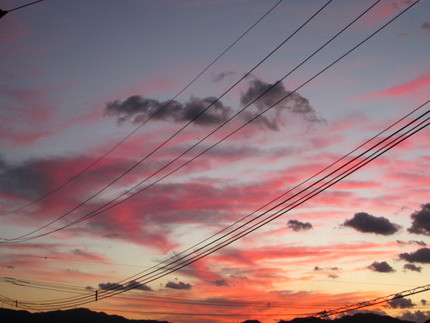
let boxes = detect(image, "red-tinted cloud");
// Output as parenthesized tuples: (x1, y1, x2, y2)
(363, 72, 430, 99)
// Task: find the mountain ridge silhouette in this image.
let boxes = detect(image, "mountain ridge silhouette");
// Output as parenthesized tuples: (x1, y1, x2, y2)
(0, 307, 424, 323)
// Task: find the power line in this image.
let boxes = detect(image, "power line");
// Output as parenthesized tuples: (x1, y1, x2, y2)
(0, 0, 334, 242)
(6, 101, 429, 309)
(2, 0, 386, 243)
(91, 109, 429, 308)
(0, 0, 44, 19)
(1, 0, 426, 309)
(0, 276, 349, 309)
(0, 0, 424, 307)
(6, 116, 430, 310)
(4, 0, 420, 244)
(80, 113, 430, 308)
(312, 283, 430, 320)
(0, 0, 284, 216)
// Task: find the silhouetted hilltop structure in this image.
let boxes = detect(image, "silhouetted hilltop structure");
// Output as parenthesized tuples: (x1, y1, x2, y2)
(0, 308, 170, 323)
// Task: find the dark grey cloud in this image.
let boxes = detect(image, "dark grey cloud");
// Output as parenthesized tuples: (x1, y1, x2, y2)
(368, 261, 395, 273)
(212, 71, 234, 82)
(343, 212, 401, 235)
(103, 233, 122, 239)
(0, 158, 52, 199)
(71, 249, 94, 258)
(399, 248, 430, 263)
(408, 203, 430, 236)
(239, 78, 322, 130)
(0, 155, 126, 203)
(328, 274, 338, 279)
(422, 22, 430, 33)
(99, 282, 124, 290)
(213, 279, 229, 287)
(421, 299, 427, 305)
(99, 280, 152, 291)
(105, 95, 231, 126)
(403, 263, 422, 272)
(287, 219, 312, 232)
(165, 281, 192, 290)
(127, 280, 152, 291)
(85, 286, 94, 290)
(397, 240, 426, 246)
(398, 310, 430, 323)
(313, 266, 339, 272)
(388, 296, 415, 309)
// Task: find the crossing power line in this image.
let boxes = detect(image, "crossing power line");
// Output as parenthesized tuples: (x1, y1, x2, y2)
(3, 98, 428, 310)
(0, 0, 284, 216)
(0, 0, 334, 242)
(0, 0, 45, 19)
(1, 0, 420, 244)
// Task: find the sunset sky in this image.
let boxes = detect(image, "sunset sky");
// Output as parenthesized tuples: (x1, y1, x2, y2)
(1, 1, 430, 322)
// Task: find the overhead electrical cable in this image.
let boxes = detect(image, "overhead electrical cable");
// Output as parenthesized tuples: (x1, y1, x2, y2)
(3, 0, 418, 244)
(63, 0, 419, 239)
(89, 108, 430, 307)
(0, 0, 334, 241)
(0, 0, 44, 19)
(1, 0, 426, 310)
(56, 109, 430, 307)
(310, 283, 430, 320)
(121, 284, 430, 319)
(0, 0, 284, 216)
(0, 277, 350, 309)
(7, 108, 430, 309)
(7, 103, 429, 309)
(2, 283, 429, 318)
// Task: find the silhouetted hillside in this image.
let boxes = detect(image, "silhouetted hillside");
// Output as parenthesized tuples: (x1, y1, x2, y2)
(0, 308, 170, 323)
(0, 308, 421, 323)
(277, 313, 416, 323)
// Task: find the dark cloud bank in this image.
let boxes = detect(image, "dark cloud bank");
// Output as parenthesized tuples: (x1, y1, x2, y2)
(105, 95, 231, 126)
(105, 78, 322, 131)
(408, 203, 430, 236)
(399, 248, 430, 263)
(387, 296, 415, 309)
(343, 212, 401, 235)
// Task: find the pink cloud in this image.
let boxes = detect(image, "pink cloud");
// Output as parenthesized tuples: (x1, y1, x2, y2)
(212, 242, 395, 269)
(359, 0, 413, 27)
(363, 72, 430, 99)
